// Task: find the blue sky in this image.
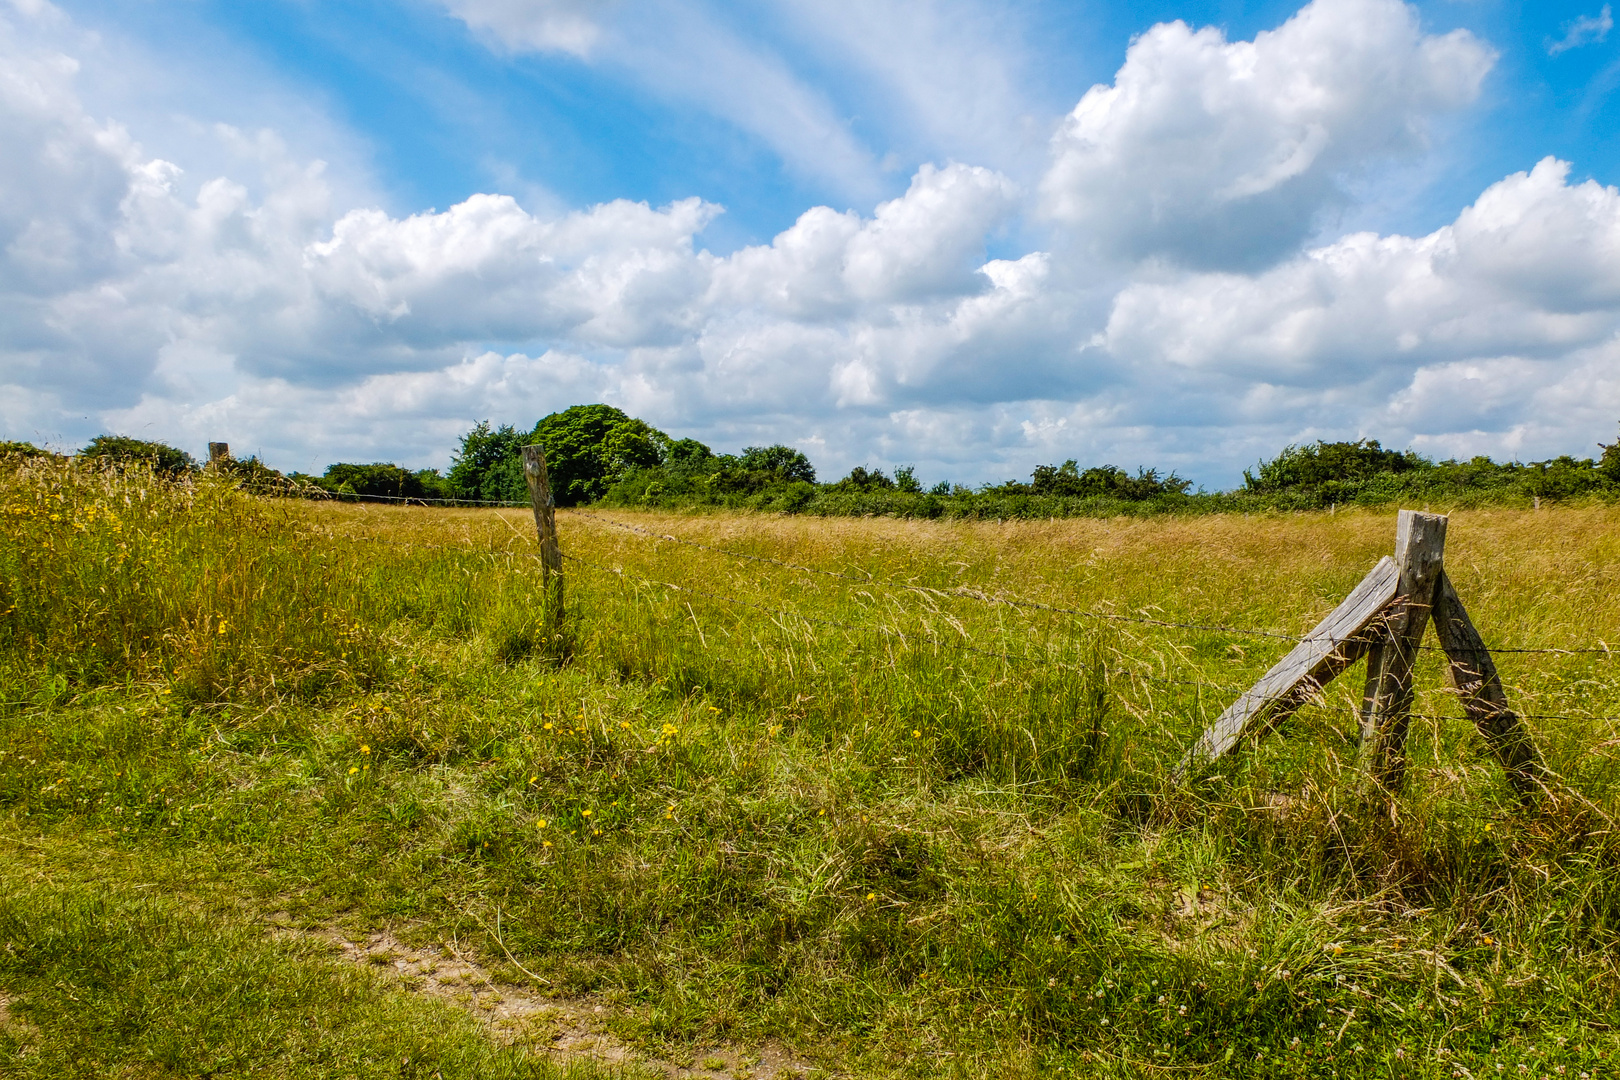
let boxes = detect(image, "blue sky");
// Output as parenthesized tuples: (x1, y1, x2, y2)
(5, 0, 1620, 486)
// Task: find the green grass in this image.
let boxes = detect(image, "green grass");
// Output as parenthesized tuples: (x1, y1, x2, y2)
(4, 457, 1620, 1076)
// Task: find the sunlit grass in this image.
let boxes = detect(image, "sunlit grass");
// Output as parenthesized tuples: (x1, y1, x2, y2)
(2, 456, 1619, 1076)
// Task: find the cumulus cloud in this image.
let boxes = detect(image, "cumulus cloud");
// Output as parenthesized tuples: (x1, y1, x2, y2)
(430, 0, 884, 202)
(442, 0, 602, 56)
(7, 0, 1620, 487)
(1548, 6, 1613, 56)
(1041, 0, 1494, 271)
(1097, 158, 1620, 462)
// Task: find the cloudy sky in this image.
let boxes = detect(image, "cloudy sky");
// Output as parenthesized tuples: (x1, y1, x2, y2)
(4, 0, 1620, 486)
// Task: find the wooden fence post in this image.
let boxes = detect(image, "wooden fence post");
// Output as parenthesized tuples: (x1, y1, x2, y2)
(1174, 556, 1401, 777)
(208, 442, 230, 468)
(521, 444, 564, 627)
(1361, 510, 1447, 805)
(1431, 571, 1547, 804)
(1178, 508, 1544, 810)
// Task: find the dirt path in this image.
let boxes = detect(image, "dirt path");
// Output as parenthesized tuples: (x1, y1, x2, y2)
(268, 915, 816, 1080)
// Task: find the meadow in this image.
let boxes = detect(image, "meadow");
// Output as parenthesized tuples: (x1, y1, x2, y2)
(3, 456, 1620, 1078)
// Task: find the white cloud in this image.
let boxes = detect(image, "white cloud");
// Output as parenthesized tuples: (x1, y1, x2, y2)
(430, 0, 885, 203)
(1097, 158, 1620, 463)
(8, 0, 1620, 489)
(1041, 0, 1494, 271)
(442, 0, 602, 56)
(1549, 6, 1613, 56)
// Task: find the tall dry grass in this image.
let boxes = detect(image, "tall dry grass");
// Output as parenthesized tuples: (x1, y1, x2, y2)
(6, 457, 1620, 1075)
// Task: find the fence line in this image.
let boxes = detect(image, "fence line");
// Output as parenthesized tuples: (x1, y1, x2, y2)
(568, 510, 1616, 658)
(298, 497, 1616, 657)
(568, 509, 1308, 642)
(334, 530, 1620, 725)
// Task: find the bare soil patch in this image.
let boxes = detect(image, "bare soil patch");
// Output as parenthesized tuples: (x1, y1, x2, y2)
(266, 914, 814, 1079)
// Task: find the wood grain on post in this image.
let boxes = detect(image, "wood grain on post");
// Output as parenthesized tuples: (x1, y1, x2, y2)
(208, 442, 229, 468)
(1361, 510, 1448, 801)
(1432, 570, 1546, 804)
(1175, 555, 1402, 776)
(520, 444, 563, 623)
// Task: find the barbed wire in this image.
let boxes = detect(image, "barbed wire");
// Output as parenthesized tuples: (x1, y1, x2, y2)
(566, 509, 1311, 642)
(560, 551, 1054, 667)
(304, 490, 529, 508)
(322, 507, 1618, 660)
(288, 529, 1620, 725)
(567, 510, 1620, 657)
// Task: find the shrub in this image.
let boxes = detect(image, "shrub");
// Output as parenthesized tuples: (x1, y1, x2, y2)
(79, 435, 196, 477)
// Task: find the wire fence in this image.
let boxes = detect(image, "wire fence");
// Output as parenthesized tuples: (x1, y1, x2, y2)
(336, 508, 1620, 726)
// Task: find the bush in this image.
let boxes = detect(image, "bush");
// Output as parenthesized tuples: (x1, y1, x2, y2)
(79, 435, 196, 477)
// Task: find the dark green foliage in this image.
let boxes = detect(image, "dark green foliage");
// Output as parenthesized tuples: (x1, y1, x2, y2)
(835, 466, 896, 491)
(320, 462, 433, 499)
(447, 421, 528, 503)
(664, 437, 717, 474)
(1244, 439, 1424, 494)
(0, 440, 51, 460)
(79, 435, 196, 477)
(1025, 460, 1192, 499)
(531, 404, 667, 506)
(218, 454, 306, 496)
(895, 466, 922, 493)
(1599, 425, 1620, 482)
(739, 444, 816, 484)
(1240, 438, 1618, 509)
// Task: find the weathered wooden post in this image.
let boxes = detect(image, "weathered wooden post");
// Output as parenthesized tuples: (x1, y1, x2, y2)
(520, 444, 563, 628)
(1431, 572, 1548, 803)
(208, 442, 230, 469)
(1178, 508, 1544, 809)
(1360, 511, 1447, 805)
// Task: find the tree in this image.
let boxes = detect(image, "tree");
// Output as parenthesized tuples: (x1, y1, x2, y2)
(739, 445, 816, 484)
(320, 462, 428, 499)
(80, 435, 196, 477)
(1244, 439, 1426, 493)
(1601, 425, 1620, 482)
(1029, 460, 1191, 500)
(833, 466, 895, 491)
(894, 466, 922, 493)
(448, 422, 527, 502)
(529, 404, 668, 505)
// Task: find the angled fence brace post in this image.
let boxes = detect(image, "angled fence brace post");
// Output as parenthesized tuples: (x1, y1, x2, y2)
(1173, 556, 1402, 778)
(1431, 571, 1547, 805)
(1360, 510, 1448, 811)
(521, 444, 564, 631)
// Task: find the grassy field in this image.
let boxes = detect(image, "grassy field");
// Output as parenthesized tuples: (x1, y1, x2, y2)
(3, 459, 1620, 1078)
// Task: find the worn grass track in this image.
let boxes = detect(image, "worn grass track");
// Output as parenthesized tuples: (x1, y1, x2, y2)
(3, 458, 1620, 1077)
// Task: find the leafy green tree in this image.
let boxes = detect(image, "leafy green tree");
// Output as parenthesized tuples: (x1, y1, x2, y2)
(319, 463, 429, 499)
(80, 436, 196, 477)
(1601, 425, 1620, 482)
(529, 404, 668, 505)
(1028, 460, 1191, 500)
(1243, 440, 1426, 493)
(894, 465, 922, 493)
(833, 466, 895, 491)
(664, 438, 717, 475)
(447, 422, 527, 502)
(739, 445, 816, 484)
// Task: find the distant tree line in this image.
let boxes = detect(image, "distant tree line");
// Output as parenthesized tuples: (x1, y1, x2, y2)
(6, 413, 1620, 518)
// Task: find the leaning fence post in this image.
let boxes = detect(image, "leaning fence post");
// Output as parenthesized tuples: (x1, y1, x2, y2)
(1361, 510, 1447, 808)
(520, 444, 564, 628)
